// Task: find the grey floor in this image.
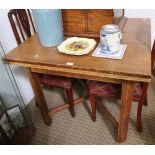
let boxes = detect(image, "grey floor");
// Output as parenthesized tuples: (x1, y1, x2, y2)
(26, 76, 155, 144)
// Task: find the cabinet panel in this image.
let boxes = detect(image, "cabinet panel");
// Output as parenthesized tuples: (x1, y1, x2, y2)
(62, 9, 86, 34)
(87, 9, 114, 33)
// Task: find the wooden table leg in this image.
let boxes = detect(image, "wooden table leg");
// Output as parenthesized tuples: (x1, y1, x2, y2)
(117, 80, 134, 143)
(26, 68, 52, 126)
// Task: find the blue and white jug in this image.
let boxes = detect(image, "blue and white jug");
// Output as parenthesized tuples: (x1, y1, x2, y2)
(32, 9, 64, 47)
(100, 24, 122, 52)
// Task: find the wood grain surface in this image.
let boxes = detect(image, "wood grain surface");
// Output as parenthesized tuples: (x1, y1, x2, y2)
(5, 18, 151, 82)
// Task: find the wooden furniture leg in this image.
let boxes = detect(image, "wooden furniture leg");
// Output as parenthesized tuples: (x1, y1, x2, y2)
(144, 95, 148, 106)
(117, 80, 134, 143)
(35, 98, 38, 107)
(90, 94, 96, 122)
(137, 83, 148, 131)
(65, 88, 75, 117)
(26, 68, 52, 126)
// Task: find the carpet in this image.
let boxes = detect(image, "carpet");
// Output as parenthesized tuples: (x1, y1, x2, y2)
(26, 76, 155, 144)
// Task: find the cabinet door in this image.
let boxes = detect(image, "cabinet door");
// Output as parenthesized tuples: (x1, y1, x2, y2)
(87, 10, 114, 33)
(62, 9, 86, 34)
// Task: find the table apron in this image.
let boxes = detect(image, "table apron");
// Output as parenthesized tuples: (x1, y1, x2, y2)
(6, 61, 151, 83)
(30, 66, 150, 83)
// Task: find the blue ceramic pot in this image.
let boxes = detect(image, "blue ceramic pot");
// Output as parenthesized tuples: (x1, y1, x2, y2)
(32, 9, 64, 47)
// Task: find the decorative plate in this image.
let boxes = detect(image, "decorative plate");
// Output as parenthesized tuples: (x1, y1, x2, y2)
(57, 37, 97, 55)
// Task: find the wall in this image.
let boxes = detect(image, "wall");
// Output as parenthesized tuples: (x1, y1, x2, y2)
(0, 9, 154, 105)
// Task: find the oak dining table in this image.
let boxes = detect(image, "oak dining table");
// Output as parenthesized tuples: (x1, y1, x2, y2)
(4, 18, 151, 143)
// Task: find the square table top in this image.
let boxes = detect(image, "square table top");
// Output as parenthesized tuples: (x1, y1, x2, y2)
(5, 18, 151, 83)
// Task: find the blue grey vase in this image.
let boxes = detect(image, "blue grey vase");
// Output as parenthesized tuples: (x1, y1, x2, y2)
(32, 9, 64, 47)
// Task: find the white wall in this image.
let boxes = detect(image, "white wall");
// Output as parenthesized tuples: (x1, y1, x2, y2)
(0, 9, 34, 105)
(0, 9, 154, 105)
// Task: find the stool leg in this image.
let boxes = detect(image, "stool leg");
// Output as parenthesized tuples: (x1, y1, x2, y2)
(143, 95, 148, 106)
(90, 94, 96, 122)
(137, 100, 143, 132)
(66, 88, 75, 117)
(35, 98, 38, 107)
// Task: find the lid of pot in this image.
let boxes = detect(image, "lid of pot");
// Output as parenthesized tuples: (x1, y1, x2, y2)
(101, 24, 120, 34)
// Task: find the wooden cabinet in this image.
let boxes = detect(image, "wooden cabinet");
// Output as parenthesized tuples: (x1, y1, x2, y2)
(87, 10, 114, 33)
(62, 9, 86, 33)
(61, 9, 117, 38)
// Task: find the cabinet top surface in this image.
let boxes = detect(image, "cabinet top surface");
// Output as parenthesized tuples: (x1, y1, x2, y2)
(5, 18, 151, 81)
